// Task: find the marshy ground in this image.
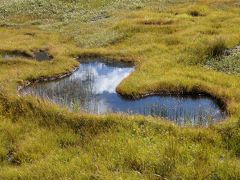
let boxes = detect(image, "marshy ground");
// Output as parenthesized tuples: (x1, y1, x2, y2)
(0, 0, 239, 179)
(21, 59, 226, 126)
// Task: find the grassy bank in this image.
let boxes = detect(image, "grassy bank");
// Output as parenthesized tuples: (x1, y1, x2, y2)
(0, 0, 239, 179)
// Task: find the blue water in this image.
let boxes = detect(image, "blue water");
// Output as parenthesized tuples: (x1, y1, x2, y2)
(21, 59, 225, 126)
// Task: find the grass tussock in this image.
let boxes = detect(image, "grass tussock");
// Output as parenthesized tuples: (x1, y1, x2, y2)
(0, 0, 239, 179)
(206, 37, 227, 58)
(188, 10, 205, 17)
(183, 36, 228, 65)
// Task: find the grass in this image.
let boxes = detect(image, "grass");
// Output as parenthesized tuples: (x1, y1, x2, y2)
(0, 0, 239, 179)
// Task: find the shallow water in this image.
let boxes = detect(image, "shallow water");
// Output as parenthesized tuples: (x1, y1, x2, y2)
(33, 51, 53, 61)
(21, 58, 226, 126)
(1, 50, 52, 61)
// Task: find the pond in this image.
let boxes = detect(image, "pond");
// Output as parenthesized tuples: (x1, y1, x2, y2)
(21, 58, 226, 126)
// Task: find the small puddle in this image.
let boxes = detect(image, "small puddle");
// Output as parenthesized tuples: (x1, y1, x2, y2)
(21, 58, 226, 126)
(1, 51, 32, 60)
(0, 50, 53, 61)
(33, 51, 53, 61)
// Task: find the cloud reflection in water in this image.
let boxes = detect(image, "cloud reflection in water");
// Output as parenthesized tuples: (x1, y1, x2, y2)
(22, 59, 225, 126)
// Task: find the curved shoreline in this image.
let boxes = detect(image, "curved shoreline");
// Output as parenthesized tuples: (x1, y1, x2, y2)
(17, 66, 80, 93)
(18, 56, 228, 120)
(117, 90, 227, 114)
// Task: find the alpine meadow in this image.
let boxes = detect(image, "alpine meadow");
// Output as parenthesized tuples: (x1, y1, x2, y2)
(0, 0, 239, 179)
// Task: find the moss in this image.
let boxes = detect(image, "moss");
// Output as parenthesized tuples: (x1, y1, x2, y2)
(205, 52, 240, 74)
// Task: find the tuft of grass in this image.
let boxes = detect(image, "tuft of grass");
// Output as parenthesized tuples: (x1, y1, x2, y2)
(207, 37, 227, 58)
(188, 10, 204, 17)
(183, 36, 228, 65)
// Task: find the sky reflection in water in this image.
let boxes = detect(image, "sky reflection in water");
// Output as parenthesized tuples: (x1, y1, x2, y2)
(22, 59, 226, 126)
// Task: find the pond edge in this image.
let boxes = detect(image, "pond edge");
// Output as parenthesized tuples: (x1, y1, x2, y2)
(18, 55, 228, 120)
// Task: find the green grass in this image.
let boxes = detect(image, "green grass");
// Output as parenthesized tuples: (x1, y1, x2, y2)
(0, 0, 239, 179)
(0, 94, 239, 179)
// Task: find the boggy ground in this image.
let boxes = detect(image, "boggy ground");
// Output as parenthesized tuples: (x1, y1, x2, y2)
(0, 0, 239, 179)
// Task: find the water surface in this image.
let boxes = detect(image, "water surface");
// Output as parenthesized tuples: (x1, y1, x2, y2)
(21, 58, 225, 126)
(1, 50, 53, 61)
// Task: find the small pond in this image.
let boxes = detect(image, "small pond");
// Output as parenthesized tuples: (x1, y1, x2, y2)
(21, 58, 226, 126)
(1, 50, 53, 61)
